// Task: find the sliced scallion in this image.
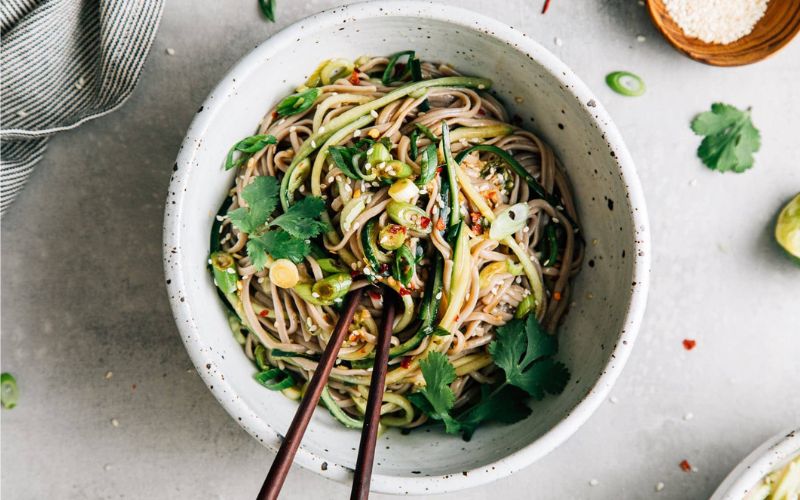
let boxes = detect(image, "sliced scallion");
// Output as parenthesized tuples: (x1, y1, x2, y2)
(1, 373, 19, 409)
(416, 143, 438, 187)
(606, 71, 646, 97)
(225, 134, 277, 170)
(392, 245, 416, 286)
(382, 50, 415, 85)
(255, 368, 294, 391)
(276, 87, 321, 117)
(489, 203, 530, 240)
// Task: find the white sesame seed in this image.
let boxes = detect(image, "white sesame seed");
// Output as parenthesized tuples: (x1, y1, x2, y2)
(689, 179, 698, 187)
(655, 482, 665, 492)
(104, 464, 113, 471)
(353, 129, 361, 137)
(327, 177, 334, 183)
(477, 84, 486, 90)
(311, 292, 320, 298)
(105, 371, 113, 380)
(319, 126, 326, 133)
(299, 185, 306, 192)
(435, 292, 442, 300)
(522, 226, 529, 233)
(370, 110, 378, 118)
(166, 48, 176, 55)
(636, 35, 646, 42)
(353, 222, 361, 229)
(683, 412, 694, 421)
(226, 268, 236, 274)
(277, 119, 286, 125)
(589, 479, 599, 486)
(610, 396, 619, 404)
(311, 140, 317, 148)
(364, 163, 372, 170)
(110, 418, 120, 427)
(366, 148, 374, 155)
(554, 37, 563, 46)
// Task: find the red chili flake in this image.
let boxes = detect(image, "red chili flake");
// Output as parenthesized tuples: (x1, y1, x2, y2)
(679, 460, 692, 472)
(348, 71, 360, 85)
(553, 292, 562, 301)
(131, 384, 137, 391)
(368, 290, 382, 301)
(470, 212, 481, 224)
(350, 270, 361, 278)
(682, 339, 697, 351)
(271, 111, 279, 120)
(477, 108, 486, 116)
(379, 263, 390, 273)
(472, 224, 484, 236)
(259, 309, 270, 318)
(398, 287, 411, 296)
(436, 218, 446, 231)
(400, 357, 412, 369)
(436, 167, 443, 174)
(420, 216, 431, 229)
(541, 0, 552, 14)
(388, 224, 406, 234)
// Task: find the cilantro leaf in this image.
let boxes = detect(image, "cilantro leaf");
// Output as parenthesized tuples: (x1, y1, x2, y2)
(488, 315, 569, 399)
(269, 196, 328, 239)
(248, 230, 310, 268)
(456, 385, 531, 440)
(691, 103, 760, 173)
(228, 176, 279, 233)
(408, 352, 463, 434)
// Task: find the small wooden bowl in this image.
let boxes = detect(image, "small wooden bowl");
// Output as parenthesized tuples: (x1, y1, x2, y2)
(648, 0, 800, 66)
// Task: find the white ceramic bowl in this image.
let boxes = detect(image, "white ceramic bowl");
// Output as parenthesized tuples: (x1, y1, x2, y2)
(163, 1, 651, 494)
(711, 428, 800, 500)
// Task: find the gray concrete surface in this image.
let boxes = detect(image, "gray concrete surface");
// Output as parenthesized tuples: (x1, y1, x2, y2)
(2, 1, 799, 498)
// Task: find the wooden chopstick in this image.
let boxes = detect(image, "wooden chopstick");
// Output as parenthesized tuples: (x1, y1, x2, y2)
(351, 289, 397, 500)
(257, 288, 364, 500)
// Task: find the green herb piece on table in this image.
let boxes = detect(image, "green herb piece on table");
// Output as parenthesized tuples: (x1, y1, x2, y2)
(1, 373, 19, 409)
(227, 176, 327, 270)
(691, 103, 760, 173)
(258, 0, 275, 22)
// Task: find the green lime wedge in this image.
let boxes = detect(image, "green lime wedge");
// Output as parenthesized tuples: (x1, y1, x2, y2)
(775, 193, 800, 264)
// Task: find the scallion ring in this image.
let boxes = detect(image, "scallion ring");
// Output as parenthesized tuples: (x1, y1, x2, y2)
(606, 71, 645, 97)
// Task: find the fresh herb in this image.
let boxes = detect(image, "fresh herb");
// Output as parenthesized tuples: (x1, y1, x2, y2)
(691, 103, 761, 173)
(606, 71, 646, 97)
(489, 315, 570, 399)
(408, 352, 532, 440)
(1, 373, 18, 409)
(407, 352, 462, 433)
(227, 176, 327, 270)
(255, 368, 294, 391)
(382, 50, 415, 85)
(328, 145, 362, 180)
(276, 88, 321, 117)
(258, 0, 275, 22)
(225, 134, 277, 170)
(414, 123, 438, 142)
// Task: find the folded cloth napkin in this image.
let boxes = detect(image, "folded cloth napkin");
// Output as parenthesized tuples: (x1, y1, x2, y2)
(0, 0, 164, 214)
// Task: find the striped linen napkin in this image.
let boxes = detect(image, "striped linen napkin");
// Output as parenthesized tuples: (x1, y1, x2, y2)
(0, 0, 164, 214)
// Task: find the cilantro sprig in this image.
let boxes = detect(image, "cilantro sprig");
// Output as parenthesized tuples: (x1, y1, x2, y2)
(227, 176, 327, 270)
(408, 316, 569, 440)
(691, 103, 760, 173)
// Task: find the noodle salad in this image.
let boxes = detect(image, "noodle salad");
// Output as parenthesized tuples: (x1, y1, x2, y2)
(209, 52, 584, 438)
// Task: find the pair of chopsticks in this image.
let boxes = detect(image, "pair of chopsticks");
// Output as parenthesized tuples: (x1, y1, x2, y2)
(257, 286, 397, 500)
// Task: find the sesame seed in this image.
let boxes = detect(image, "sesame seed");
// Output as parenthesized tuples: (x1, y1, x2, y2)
(277, 119, 286, 125)
(370, 110, 378, 118)
(610, 396, 619, 404)
(554, 37, 563, 46)
(477, 84, 486, 90)
(366, 148, 374, 155)
(655, 482, 665, 492)
(110, 418, 120, 427)
(353, 129, 361, 137)
(166, 48, 176, 55)
(104, 464, 113, 471)
(311, 140, 317, 148)
(522, 226, 529, 233)
(327, 177, 334, 183)
(683, 412, 694, 421)
(105, 371, 113, 380)
(636, 35, 646, 42)
(589, 479, 599, 486)
(353, 222, 361, 229)
(312, 292, 320, 298)
(319, 126, 326, 133)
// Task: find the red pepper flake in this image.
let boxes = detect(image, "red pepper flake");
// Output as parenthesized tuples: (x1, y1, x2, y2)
(541, 0, 552, 14)
(350, 270, 362, 278)
(379, 263, 390, 274)
(259, 309, 270, 318)
(400, 357, 412, 369)
(679, 460, 692, 472)
(368, 290, 382, 301)
(436, 218, 446, 231)
(553, 292, 562, 301)
(477, 108, 486, 116)
(436, 167, 443, 174)
(420, 216, 431, 229)
(131, 384, 137, 391)
(682, 339, 697, 351)
(271, 111, 279, 120)
(398, 287, 411, 296)
(388, 224, 406, 234)
(348, 71, 360, 85)
(472, 224, 484, 236)
(470, 212, 481, 224)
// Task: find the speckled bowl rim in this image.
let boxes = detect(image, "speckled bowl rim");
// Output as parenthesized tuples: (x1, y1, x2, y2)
(710, 428, 800, 500)
(163, 1, 651, 494)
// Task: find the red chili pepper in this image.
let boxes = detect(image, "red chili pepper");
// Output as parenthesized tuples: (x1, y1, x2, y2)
(682, 339, 697, 351)
(470, 212, 481, 224)
(348, 71, 360, 85)
(259, 309, 270, 318)
(472, 225, 484, 235)
(368, 290, 382, 301)
(388, 224, 406, 234)
(541, 0, 552, 14)
(436, 167, 443, 174)
(400, 357, 412, 369)
(679, 460, 692, 472)
(398, 287, 411, 296)
(436, 218, 446, 231)
(420, 216, 431, 229)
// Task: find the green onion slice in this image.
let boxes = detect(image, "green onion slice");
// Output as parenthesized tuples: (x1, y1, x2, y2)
(415, 123, 438, 142)
(1, 373, 19, 409)
(489, 203, 529, 240)
(255, 368, 294, 391)
(775, 193, 800, 263)
(606, 71, 646, 97)
(392, 245, 416, 286)
(277, 87, 321, 117)
(416, 143, 438, 187)
(258, 0, 275, 22)
(225, 134, 277, 170)
(382, 50, 415, 85)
